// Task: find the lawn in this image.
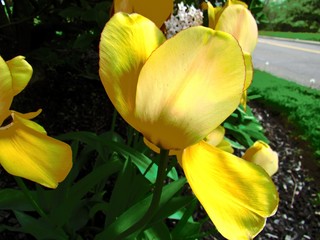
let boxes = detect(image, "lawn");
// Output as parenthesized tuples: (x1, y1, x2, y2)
(259, 31, 320, 42)
(248, 70, 320, 159)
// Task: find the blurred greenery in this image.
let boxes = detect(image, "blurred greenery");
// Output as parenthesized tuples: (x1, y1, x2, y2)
(260, 0, 320, 32)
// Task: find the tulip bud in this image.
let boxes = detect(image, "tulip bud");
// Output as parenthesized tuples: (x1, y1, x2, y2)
(243, 141, 279, 176)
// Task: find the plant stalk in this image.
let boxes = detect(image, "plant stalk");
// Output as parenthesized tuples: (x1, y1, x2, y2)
(14, 177, 49, 220)
(115, 149, 170, 239)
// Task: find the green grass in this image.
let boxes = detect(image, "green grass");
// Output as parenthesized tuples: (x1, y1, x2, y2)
(248, 70, 320, 158)
(259, 31, 320, 42)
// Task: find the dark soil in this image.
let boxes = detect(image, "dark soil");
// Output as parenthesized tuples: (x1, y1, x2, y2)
(0, 65, 319, 239)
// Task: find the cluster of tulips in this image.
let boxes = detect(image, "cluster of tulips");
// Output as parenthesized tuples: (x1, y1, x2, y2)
(0, 1, 279, 239)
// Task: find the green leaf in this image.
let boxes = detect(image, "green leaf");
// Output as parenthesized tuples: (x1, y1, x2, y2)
(141, 221, 172, 240)
(105, 158, 150, 226)
(95, 178, 187, 240)
(0, 189, 33, 211)
(14, 211, 68, 240)
(48, 159, 122, 227)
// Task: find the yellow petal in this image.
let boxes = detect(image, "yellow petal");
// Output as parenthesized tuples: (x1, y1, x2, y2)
(133, 0, 173, 28)
(216, 138, 234, 153)
(135, 27, 246, 150)
(215, 4, 258, 53)
(243, 141, 279, 176)
(244, 53, 253, 90)
(0, 112, 72, 188)
(113, 0, 133, 13)
(99, 12, 166, 127)
(204, 126, 226, 147)
(6, 56, 33, 96)
(14, 110, 46, 134)
(204, 1, 222, 29)
(240, 53, 253, 109)
(181, 141, 279, 239)
(0, 56, 13, 125)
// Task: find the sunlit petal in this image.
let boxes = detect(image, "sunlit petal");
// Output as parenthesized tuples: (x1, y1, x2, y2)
(133, 0, 173, 28)
(99, 12, 166, 126)
(243, 141, 279, 176)
(215, 4, 258, 53)
(181, 141, 279, 239)
(0, 112, 72, 188)
(6, 56, 33, 96)
(135, 27, 245, 150)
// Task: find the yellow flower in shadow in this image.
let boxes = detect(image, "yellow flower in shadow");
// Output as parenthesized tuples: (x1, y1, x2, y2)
(0, 56, 72, 188)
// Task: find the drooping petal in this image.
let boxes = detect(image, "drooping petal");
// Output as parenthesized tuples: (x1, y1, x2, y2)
(133, 0, 173, 28)
(6, 56, 33, 96)
(0, 56, 13, 125)
(180, 141, 279, 239)
(99, 12, 166, 127)
(0, 112, 72, 188)
(243, 141, 279, 176)
(135, 27, 246, 150)
(241, 53, 254, 109)
(215, 4, 258, 53)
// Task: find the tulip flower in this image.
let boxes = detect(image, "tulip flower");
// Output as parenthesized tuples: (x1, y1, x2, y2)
(111, 0, 173, 28)
(203, 0, 258, 107)
(0, 56, 72, 188)
(99, 12, 278, 239)
(204, 0, 258, 54)
(243, 140, 279, 176)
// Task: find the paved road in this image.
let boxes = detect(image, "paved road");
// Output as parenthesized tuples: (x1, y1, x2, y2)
(252, 37, 320, 89)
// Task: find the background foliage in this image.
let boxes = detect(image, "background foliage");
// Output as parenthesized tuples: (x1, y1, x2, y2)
(261, 0, 320, 32)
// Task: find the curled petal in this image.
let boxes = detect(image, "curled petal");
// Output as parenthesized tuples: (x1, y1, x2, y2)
(215, 4, 258, 53)
(0, 112, 72, 188)
(0, 57, 13, 125)
(243, 141, 279, 176)
(180, 141, 279, 239)
(204, 126, 226, 147)
(135, 27, 245, 150)
(205, 126, 234, 153)
(6, 56, 33, 96)
(203, 1, 222, 29)
(99, 12, 166, 127)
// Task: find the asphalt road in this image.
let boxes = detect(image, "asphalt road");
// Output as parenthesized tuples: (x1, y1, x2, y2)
(252, 37, 320, 89)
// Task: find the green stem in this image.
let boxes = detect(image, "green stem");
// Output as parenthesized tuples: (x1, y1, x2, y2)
(110, 107, 118, 133)
(115, 149, 170, 239)
(14, 177, 48, 220)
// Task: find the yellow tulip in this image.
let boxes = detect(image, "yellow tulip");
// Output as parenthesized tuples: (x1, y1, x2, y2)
(100, 12, 246, 150)
(0, 56, 72, 188)
(205, 0, 258, 54)
(112, 0, 174, 28)
(99, 12, 278, 239)
(243, 140, 279, 176)
(203, 0, 257, 108)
